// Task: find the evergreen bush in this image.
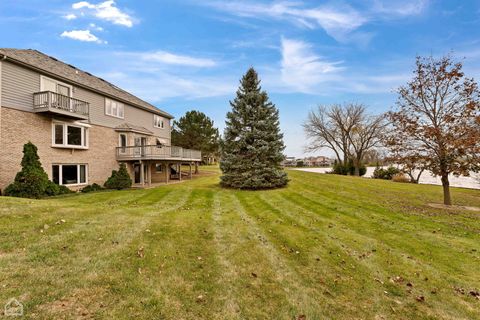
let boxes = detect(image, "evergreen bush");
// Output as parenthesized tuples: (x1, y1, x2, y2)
(81, 183, 104, 193)
(331, 159, 366, 176)
(4, 142, 50, 198)
(104, 164, 132, 190)
(373, 166, 401, 180)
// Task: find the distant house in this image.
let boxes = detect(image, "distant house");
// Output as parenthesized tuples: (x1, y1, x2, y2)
(303, 156, 333, 167)
(282, 156, 296, 167)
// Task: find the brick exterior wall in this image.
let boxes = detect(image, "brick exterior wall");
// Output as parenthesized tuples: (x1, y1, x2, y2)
(0, 107, 120, 191)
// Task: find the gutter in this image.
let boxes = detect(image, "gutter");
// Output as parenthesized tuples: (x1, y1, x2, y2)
(1, 54, 174, 119)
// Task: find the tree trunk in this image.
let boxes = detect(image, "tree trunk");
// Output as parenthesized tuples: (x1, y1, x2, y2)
(354, 156, 361, 176)
(441, 174, 452, 205)
(354, 165, 360, 176)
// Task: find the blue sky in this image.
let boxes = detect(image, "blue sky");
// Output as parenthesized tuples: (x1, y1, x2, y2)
(2, 0, 480, 157)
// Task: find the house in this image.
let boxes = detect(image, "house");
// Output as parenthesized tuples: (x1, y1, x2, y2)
(0, 49, 201, 191)
(303, 156, 333, 167)
(282, 156, 296, 167)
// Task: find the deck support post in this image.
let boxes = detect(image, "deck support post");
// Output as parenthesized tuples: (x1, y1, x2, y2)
(189, 163, 192, 179)
(165, 163, 169, 184)
(179, 163, 182, 181)
(147, 162, 152, 187)
(195, 162, 199, 174)
(140, 162, 145, 187)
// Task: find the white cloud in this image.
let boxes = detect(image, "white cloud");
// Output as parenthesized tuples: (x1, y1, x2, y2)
(280, 38, 343, 92)
(99, 70, 235, 101)
(138, 51, 217, 67)
(60, 29, 104, 43)
(204, 1, 367, 41)
(72, 1, 95, 9)
(72, 0, 134, 27)
(63, 13, 77, 20)
(203, 1, 429, 43)
(89, 23, 104, 31)
(371, 0, 429, 16)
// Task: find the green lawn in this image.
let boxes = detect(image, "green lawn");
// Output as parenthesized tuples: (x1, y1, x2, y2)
(0, 169, 479, 319)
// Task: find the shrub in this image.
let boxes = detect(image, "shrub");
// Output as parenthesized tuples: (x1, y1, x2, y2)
(392, 173, 410, 183)
(45, 182, 74, 196)
(332, 162, 348, 175)
(58, 185, 73, 195)
(104, 163, 132, 190)
(373, 166, 400, 180)
(4, 142, 50, 198)
(81, 183, 104, 193)
(44, 181, 60, 196)
(331, 159, 366, 176)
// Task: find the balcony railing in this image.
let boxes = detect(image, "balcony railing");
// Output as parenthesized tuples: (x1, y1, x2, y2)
(116, 145, 202, 161)
(33, 91, 89, 120)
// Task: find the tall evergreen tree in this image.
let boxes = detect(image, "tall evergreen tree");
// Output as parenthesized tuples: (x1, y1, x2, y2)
(171, 110, 220, 161)
(220, 68, 288, 189)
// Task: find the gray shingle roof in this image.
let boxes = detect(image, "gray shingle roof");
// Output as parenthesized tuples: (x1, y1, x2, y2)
(0, 48, 173, 119)
(114, 123, 153, 135)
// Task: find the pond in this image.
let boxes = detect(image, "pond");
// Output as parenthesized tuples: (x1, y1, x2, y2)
(294, 167, 480, 190)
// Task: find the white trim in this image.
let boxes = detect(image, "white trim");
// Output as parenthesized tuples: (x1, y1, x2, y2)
(118, 133, 127, 154)
(52, 164, 88, 186)
(72, 121, 91, 128)
(40, 75, 73, 96)
(119, 133, 127, 146)
(156, 137, 168, 145)
(154, 114, 165, 129)
(51, 121, 89, 149)
(105, 97, 125, 119)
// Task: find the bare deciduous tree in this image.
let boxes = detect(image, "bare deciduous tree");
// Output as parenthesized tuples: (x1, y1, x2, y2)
(348, 113, 387, 176)
(387, 55, 480, 205)
(304, 103, 386, 176)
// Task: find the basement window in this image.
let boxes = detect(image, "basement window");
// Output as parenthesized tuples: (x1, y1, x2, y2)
(52, 164, 87, 186)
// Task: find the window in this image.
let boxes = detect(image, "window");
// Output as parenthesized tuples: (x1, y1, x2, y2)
(105, 98, 124, 118)
(67, 126, 82, 145)
(40, 76, 72, 96)
(52, 122, 88, 148)
(52, 164, 87, 185)
(119, 134, 127, 153)
(154, 115, 164, 128)
(54, 124, 64, 145)
(155, 164, 163, 173)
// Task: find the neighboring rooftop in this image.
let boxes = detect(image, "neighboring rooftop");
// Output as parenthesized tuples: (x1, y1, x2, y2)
(0, 48, 173, 119)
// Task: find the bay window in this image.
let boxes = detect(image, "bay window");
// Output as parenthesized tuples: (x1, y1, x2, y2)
(52, 164, 87, 185)
(119, 133, 127, 153)
(52, 122, 88, 148)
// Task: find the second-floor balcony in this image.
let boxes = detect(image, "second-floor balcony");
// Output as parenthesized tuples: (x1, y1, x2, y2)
(116, 145, 202, 162)
(33, 91, 89, 120)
